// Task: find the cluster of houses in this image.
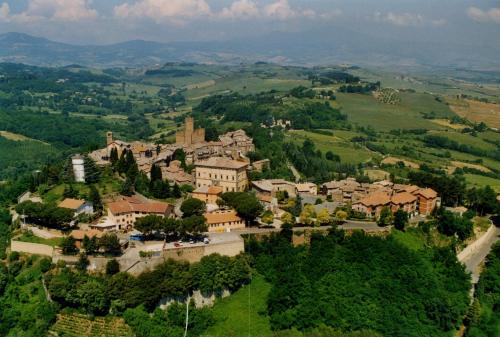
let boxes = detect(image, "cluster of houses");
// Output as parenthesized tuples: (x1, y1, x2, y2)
(248, 177, 439, 220)
(54, 169, 439, 237)
(321, 178, 439, 218)
(53, 118, 439, 238)
(88, 117, 255, 185)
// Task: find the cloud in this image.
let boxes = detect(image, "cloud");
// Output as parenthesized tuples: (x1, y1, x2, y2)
(319, 9, 342, 20)
(114, 0, 211, 23)
(0, 0, 97, 23)
(431, 18, 447, 27)
(374, 11, 424, 26)
(220, 0, 259, 19)
(467, 7, 500, 23)
(213, 0, 321, 21)
(263, 0, 296, 20)
(0, 2, 9, 20)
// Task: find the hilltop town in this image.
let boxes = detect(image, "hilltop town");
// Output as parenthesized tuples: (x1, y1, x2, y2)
(10, 114, 446, 273)
(0, 60, 499, 337)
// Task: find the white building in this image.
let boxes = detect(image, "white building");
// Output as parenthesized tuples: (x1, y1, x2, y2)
(72, 155, 85, 183)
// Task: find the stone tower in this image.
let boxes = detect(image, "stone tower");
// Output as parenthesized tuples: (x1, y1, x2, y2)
(185, 117, 194, 144)
(106, 131, 113, 147)
(175, 117, 205, 145)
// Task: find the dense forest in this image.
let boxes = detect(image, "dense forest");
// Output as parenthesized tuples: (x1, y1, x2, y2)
(0, 252, 251, 336)
(247, 229, 471, 336)
(194, 90, 348, 130)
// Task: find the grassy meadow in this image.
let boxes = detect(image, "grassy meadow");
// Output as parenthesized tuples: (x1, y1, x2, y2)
(201, 274, 272, 337)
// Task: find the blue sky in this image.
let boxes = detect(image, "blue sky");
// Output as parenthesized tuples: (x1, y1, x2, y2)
(0, 0, 499, 45)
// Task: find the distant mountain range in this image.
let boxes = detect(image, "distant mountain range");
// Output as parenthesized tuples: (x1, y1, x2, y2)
(0, 31, 499, 70)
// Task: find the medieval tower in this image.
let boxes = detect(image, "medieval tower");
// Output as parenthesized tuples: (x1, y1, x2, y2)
(175, 117, 205, 145)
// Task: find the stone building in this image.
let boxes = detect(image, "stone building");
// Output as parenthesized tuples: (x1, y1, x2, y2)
(413, 188, 438, 215)
(176, 117, 205, 146)
(107, 196, 174, 231)
(252, 179, 297, 198)
(192, 186, 223, 205)
(194, 157, 249, 193)
(204, 210, 245, 232)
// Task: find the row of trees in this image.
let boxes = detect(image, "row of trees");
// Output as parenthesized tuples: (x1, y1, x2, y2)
(135, 215, 207, 239)
(409, 171, 499, 213)
(15, 201, 74, 229)
(424, 135, 500, 161)
(46, 253, 251, 315)
(61, 233, 122, 256)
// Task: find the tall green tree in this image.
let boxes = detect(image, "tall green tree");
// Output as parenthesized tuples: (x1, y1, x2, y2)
(394, 210, 409, 231)
(109, 147, 119, 166)
(180, 198, 206, 218)
(377, 207, 393, 227)
(89, 184, 103, 213)
(83, 155, 101, 184)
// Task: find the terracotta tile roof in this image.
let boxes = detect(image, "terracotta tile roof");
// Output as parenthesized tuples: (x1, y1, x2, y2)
(295, 183, 317, 192)
(192, 186, 223, 195)
(404, 185, 420, 193)
(391, 192, 417, 205)
(204, 211, 242, 224)
(195, 157, 249, 170)
(108, 199, 171, 215)
(70, 229, 103, 240)
(414, 188, 438, 199)
(58, 198, 85, 210)
(356, 192, 391, 207)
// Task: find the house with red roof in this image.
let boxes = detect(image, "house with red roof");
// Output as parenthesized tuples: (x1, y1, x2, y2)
(107, 196, 173, 231)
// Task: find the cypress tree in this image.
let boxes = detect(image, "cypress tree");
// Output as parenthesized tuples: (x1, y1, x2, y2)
(83, 155, 101, 184)
(110, 148, 118, 166)
(172, 183, 181, 198)
(89, 185, 103, 213)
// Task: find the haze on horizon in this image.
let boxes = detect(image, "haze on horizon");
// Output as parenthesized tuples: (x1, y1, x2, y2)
(0, 0, 498, 45)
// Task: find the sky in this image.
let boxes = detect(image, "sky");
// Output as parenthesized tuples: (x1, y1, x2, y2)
(0, 0, 499, 46)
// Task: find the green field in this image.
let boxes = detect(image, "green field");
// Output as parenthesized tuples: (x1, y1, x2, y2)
(465, 174, 500, 192)
(335, 91, 454, 131)
(390, 228, 426, 251)
(43, 172, 121, 204)
(287, 130, 377, 164)
(15, 232, 62, 247)
(0, 136, 59, 179)
(201, 274, 272, 337)
(429, 130, 498, 151)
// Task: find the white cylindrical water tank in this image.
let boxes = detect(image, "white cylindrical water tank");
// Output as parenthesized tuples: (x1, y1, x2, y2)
(72, 155, 85, 183)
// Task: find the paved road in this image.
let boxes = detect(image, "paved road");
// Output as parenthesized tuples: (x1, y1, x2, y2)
(286, 162, 301, 183)
(460, 226, 499, 283)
